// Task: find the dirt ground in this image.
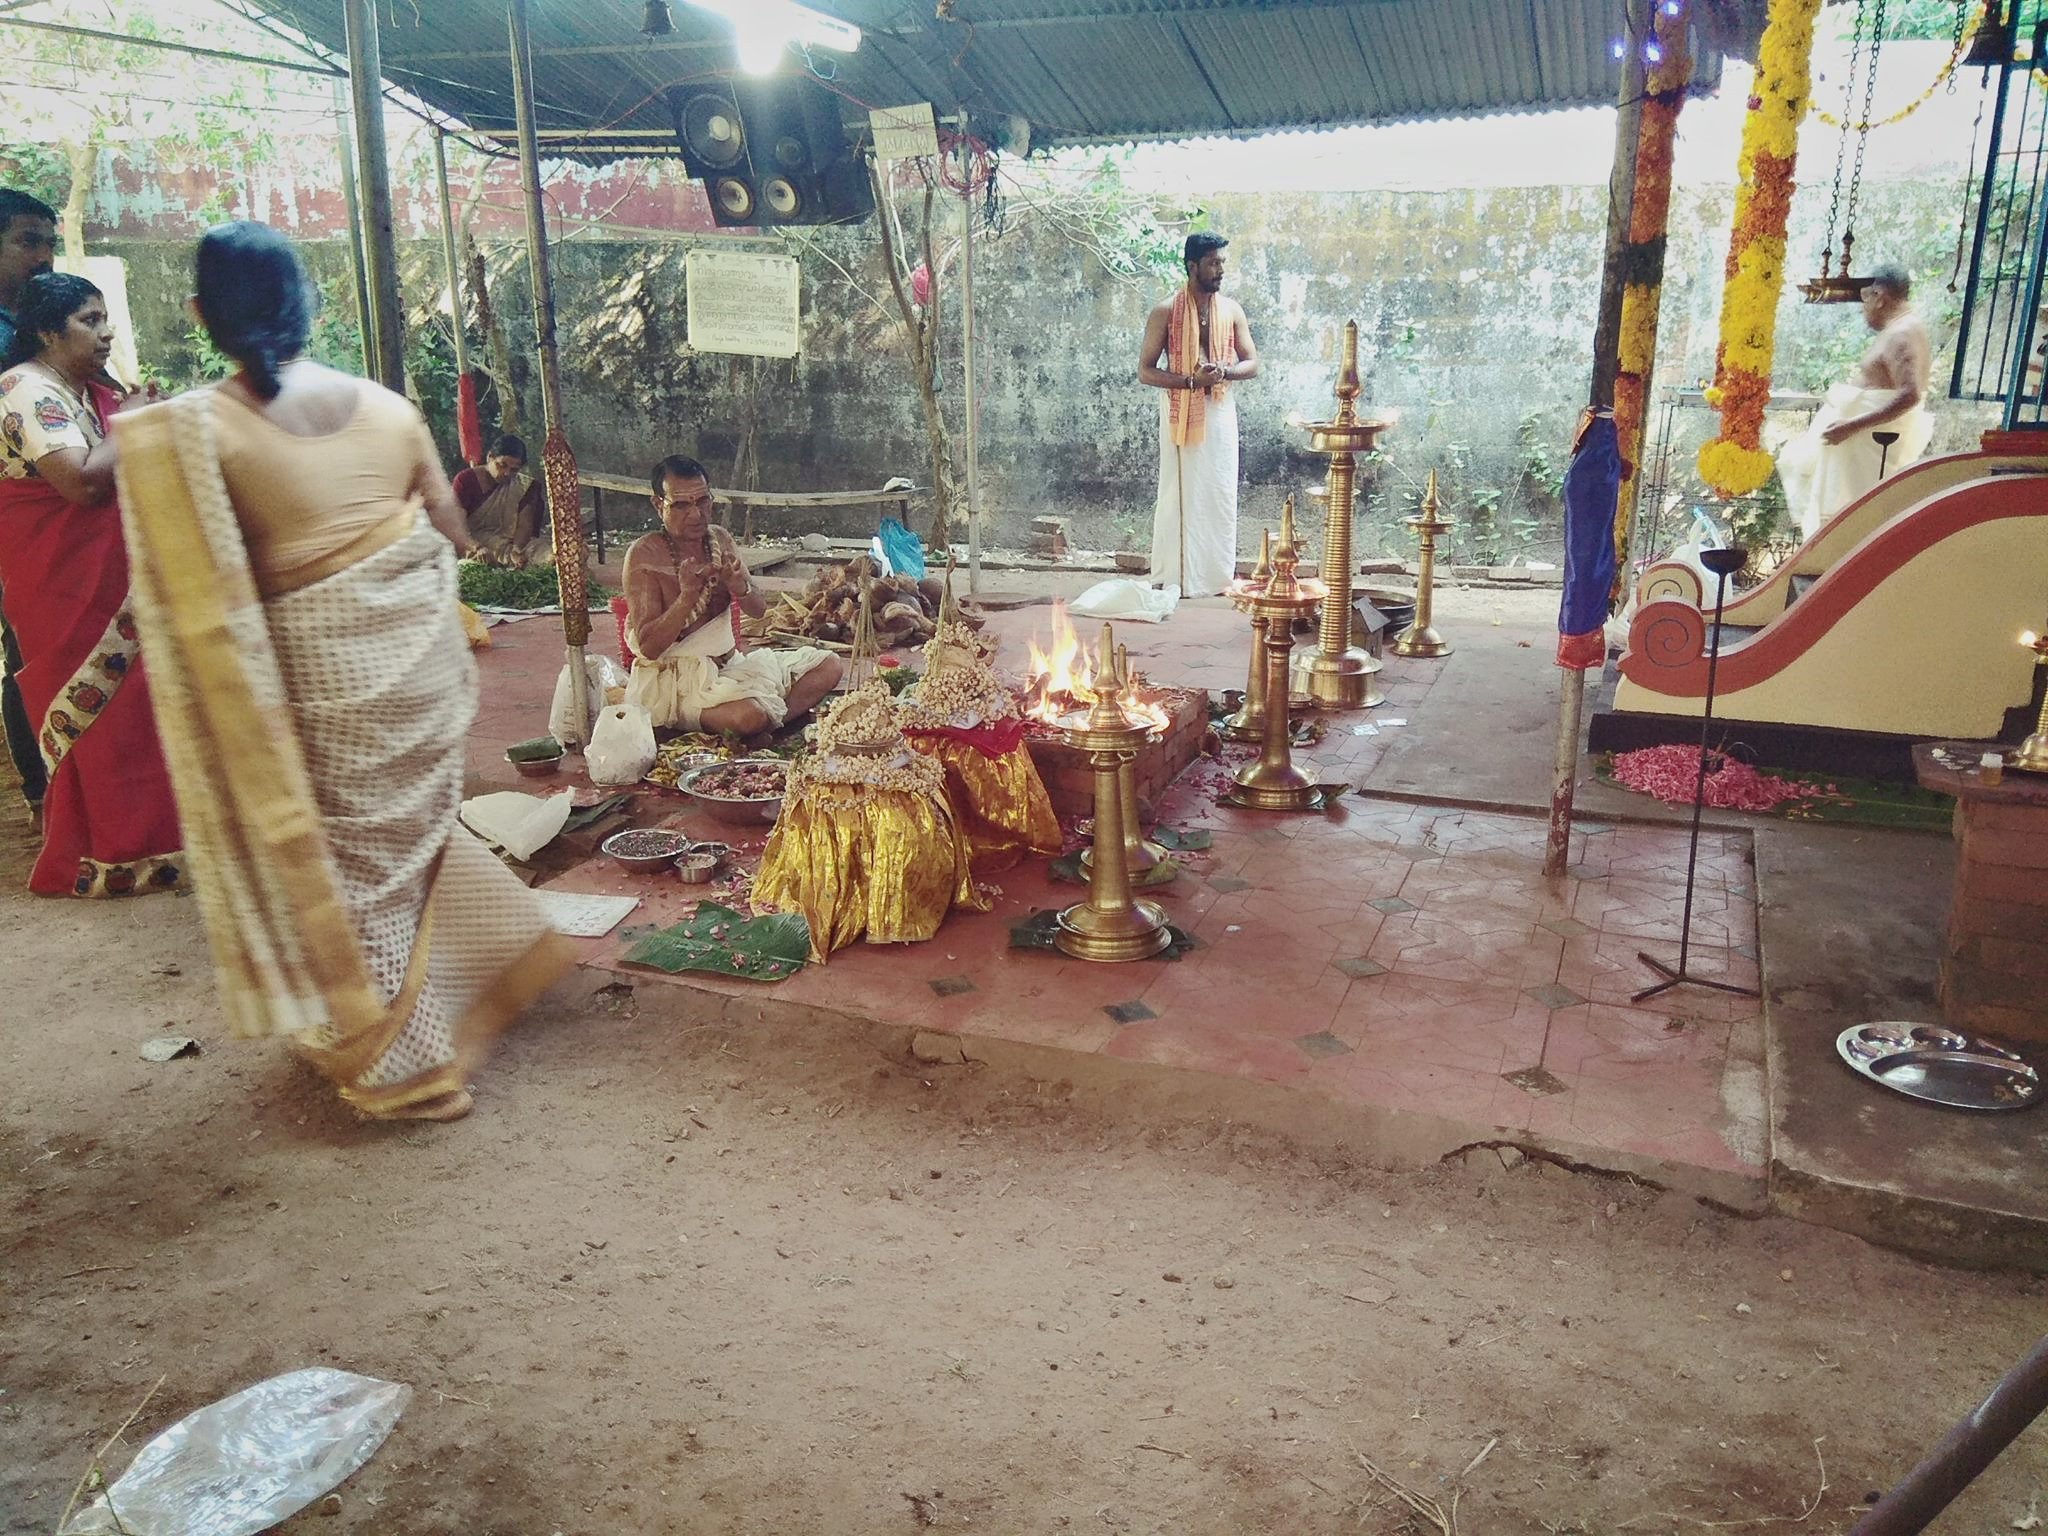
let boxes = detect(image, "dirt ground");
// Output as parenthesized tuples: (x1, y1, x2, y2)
(4, 813, 2046, 1536)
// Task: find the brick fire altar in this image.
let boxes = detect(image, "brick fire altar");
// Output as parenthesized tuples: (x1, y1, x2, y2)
(1024, 686, 1210, 820)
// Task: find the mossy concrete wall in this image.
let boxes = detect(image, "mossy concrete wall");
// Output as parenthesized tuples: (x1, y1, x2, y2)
(101, 178, 1987, 560)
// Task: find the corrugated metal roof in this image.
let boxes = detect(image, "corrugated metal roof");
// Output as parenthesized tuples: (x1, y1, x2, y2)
(246, 0, 1748, 157)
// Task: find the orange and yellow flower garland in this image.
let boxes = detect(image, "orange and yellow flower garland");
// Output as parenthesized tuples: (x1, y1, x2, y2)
(1612, 0, 1693, 580)
(1698, 0, 1826, 499)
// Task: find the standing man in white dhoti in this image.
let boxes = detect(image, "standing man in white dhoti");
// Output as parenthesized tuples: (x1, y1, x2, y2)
(1138, 232, 1260, 598)
(1777, 264, 1934, 540)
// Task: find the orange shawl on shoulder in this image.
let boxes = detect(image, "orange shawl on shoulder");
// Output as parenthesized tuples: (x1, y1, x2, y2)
(1164, 287, 1239, 448)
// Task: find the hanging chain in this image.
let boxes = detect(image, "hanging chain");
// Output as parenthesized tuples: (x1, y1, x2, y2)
(1949, 84, 1988, 289)
(1823, 0, 1873, 273)
(1840, 0, 1890, 272)
(1948, 0, 1969, 91)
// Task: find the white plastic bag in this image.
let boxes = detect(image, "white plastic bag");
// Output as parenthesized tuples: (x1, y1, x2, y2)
(58, 1369, 409, 1536)
(459, 790, 574, 861)
(1613, 510, 1728, 646)
(587, 703, 656, 786)
(1068, 578, 1180, 624)
(548, 655, 630, 746)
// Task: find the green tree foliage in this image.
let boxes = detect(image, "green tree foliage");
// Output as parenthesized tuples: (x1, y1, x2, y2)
(1826, 0, 1973, 42)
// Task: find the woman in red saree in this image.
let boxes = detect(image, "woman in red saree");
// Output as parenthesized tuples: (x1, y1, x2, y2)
(0, 273, 181, 895)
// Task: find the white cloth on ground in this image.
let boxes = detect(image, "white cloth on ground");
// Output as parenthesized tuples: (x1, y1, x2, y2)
(1778, 382, 1933, 541)
(624, 609, 831, 732)
(1149, 390, 1239, 599)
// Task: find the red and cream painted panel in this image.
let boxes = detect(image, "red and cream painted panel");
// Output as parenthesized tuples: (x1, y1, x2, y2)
(1614, 473, 2048, 738)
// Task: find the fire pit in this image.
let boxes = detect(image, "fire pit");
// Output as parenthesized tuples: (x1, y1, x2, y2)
(1018, 603, 1210, 819)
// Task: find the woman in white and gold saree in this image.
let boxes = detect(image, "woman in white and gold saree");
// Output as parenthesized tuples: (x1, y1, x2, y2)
(114, 222, 572, 1122)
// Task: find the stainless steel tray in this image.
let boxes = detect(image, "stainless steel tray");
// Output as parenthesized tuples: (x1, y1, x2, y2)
(1835, 1024, 2042, 1112)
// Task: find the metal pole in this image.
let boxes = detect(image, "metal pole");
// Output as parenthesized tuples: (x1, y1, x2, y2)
(1951, 0, 2018, 401)
(510, 0, 591, 747)
(342, 0, 406, 394)
(959, 106, 982, 592)
(1546, 0, 1649, 879)
(1853, 1334, 2048, 1535)
(2000, 130, 2048, 427)
(0, 16, 344, 75)
(433, 127, 473, 384)
(332, 79, 373, 376)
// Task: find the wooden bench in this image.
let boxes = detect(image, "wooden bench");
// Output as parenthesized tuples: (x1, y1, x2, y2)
(578, 471, 918, 559)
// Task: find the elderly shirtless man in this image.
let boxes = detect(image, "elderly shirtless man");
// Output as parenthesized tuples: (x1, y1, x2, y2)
(622, 455, 842, 735)
(1778, 263, 1934, 540)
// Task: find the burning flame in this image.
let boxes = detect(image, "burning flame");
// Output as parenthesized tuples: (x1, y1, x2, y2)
(1023, 601, 1172, 734)
(1025, 600, 1092, 719)
(1119, 683, 1172, 735)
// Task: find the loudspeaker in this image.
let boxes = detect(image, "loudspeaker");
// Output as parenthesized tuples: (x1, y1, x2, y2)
(669, 77, 874, 228)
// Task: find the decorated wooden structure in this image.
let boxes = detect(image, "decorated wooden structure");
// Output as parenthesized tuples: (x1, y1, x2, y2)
(1596, 460, 2048, 770)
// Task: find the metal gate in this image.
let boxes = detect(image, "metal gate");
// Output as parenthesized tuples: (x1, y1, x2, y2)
(1950, 0, 2048, 427)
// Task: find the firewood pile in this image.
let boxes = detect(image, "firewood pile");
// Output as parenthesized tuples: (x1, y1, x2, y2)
(741, 555, 980, 651)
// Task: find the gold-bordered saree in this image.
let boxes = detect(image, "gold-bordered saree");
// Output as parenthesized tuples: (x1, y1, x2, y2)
(114, 391, 574, 1117)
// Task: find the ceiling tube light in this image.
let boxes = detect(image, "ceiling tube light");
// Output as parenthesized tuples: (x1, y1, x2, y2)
(733, 18, 788, 75)
(685, 0, 863, 68)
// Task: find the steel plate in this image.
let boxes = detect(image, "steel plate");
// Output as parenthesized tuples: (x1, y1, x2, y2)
(1835, 1023, 2041, 1112)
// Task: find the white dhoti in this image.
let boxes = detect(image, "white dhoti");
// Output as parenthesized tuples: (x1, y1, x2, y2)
(1778, 383, 1933, 541)
(1150, 391, 1239, 599)
(625, 612, 832, 732)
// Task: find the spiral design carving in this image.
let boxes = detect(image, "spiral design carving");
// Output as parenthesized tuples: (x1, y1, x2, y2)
(1629, 598, 1707, 673)
(1636, 561, 1703, 608)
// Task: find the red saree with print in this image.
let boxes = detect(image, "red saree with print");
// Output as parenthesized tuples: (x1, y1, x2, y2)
(0, 381, 182, 896)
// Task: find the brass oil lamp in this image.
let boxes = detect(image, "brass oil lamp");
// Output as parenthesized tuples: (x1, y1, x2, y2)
(1296, 319, 1391, 708)
(1391, 469, 1453, 659)
(1080, 643, 1174, 886)
(1222, 525, 1275, 743)
(1055, 624, 1173, 962)
(2013, 627, 2048, 775)
(1228, 498, 1328, 812)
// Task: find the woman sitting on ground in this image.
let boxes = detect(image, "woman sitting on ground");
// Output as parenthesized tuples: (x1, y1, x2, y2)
(115, 221, 572, 1122)
(0, 272, 182, 896)
(452, 432, 547, 567)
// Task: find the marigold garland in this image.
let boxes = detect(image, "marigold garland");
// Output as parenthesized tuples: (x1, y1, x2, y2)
(1612, 0, 1692, 582)
(1699, 0, 1826, 499)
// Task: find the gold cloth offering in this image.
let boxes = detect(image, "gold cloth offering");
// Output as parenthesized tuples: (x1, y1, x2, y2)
(904, 729, 1060, 874)
(753, 683, 985, 960)
(901, 592, 1061, 874)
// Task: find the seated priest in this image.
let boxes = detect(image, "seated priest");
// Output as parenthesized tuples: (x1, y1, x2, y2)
(622, 454, 842, 735)
(1777, 264, 1933, 541)
(453, 433, 548, 565)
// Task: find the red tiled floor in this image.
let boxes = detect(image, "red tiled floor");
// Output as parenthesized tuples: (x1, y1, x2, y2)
(478, 599, 1764, 1187)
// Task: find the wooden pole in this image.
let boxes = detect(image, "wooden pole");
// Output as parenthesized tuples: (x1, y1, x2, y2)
(331, 79, 373, 376)
(1546, 0, 1650, 879)
(509, 0, 592, 745)
(432, 127, 473, 385)
(342, 0, 405, 394)
(1611, 0, 1693, 582)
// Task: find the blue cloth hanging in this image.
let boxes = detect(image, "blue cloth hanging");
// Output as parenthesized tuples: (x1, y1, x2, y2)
(1557, 411, 1621, 670)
